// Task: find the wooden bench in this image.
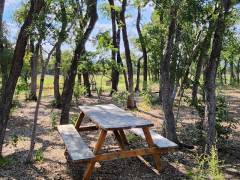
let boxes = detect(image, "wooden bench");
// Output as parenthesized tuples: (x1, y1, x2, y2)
(58, 124, 95, 162)
(130, 128, 178, 151)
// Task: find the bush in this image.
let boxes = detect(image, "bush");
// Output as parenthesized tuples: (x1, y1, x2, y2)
(188, 146, 224, 180)
(112, 91, 129, 107)
(74, 84, 86, 103)
(0, 156, 15, 167)
(50, 112, 59, 130)
(34, 149, 44, 162)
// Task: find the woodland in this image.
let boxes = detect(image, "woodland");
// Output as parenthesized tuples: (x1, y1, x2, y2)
(0, 0, 240, 179)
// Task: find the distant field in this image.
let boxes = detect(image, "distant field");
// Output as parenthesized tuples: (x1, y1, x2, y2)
(34, 74, 159, 97)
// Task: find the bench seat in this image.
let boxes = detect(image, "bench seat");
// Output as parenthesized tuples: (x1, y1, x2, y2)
(58, 124, 95, 162)
(130, 128, 178, 149)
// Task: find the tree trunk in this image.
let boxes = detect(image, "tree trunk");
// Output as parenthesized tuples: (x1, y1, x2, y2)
(192, 19, 215, 103)
(60, 0, 98, 124)
(26, 44, 55, 162)
(108, 0, 119, 95)
(237, 59, 240, 84)
(0, 0, 44, 156)
(53, 1, 67, 108)
(203, 0, 231, 153)
(29, 39, 40, 101)
(160, 5, 179, 143)
(83, 71, 91, 97)
(116, 15, 128, 91)
(136, 5, 148, 91)
(135, 57, 141, 92)
(230, 60, 236, 85)
(54, 42, 62, 107)
(120, 0, 136, 109)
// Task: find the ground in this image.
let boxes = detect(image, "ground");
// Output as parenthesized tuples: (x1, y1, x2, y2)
(0, 87, 240, 180)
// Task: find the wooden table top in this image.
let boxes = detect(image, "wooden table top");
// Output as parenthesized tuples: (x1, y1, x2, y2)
(79, 104, 154, 130)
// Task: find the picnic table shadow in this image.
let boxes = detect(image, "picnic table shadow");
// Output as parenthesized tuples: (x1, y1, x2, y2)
(67, 152, 188, 180)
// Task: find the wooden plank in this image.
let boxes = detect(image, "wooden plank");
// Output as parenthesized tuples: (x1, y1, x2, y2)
(78, 125, 99, 132)
(95, 147, 162, 161)
(119, 129, 129, 145)
(83, 129, 107, 180)
(137, 156, 160, 175)
(143, 127, 161, 171)
(75, 112, 85, 131)
(130, 128, 178, 149)
(79, 104, 153, 130)
(57, 125, 95, 162)
(113, 130, 126, 150)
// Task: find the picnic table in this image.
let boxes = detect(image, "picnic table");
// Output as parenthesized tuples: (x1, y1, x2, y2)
(58, 104, 178, 180)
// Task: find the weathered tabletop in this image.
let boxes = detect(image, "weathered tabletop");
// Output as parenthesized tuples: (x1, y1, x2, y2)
(79, 104, 153, 130)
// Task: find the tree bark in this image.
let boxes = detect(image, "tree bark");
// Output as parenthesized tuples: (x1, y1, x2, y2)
(135, 57, 141, 92)
(160, 5, 179, 143)
(83, 71, 91, 97)
(29, 39, 40, 101)
(116, 14, 128, 91)
(60, 0, 98, 124)
(136, 5, 148, 91)
(0, 0, 44, 156)
(108, 0, 119, 95)
(120, 0, 136, 109)
(230, 60, 236, 85)
(192, 20, 215, 103)
(237, 59, 240, 84)
(203, 0, 231, 152)
(54, 42, 62, 107)
(53, 1, 68, 107)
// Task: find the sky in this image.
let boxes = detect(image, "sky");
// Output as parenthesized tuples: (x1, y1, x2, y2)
(3, 0, 154, 54)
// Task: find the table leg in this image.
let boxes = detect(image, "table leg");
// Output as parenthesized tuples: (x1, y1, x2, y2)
(119, 129, 129, 145)
(75, 112, 85, 131)
(142, 127, 161, 172)
(113, 130, 126, 150)
(83, 129, 107, 180)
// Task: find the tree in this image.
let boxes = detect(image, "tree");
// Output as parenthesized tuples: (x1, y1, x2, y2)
(159, 4, 179, 143)
(120, 0, 136, 109)
(60, 0, 98, 124)
(0, 0, 44, 156)
(203, 0, 231, 152)
(136, 1, 148, 91)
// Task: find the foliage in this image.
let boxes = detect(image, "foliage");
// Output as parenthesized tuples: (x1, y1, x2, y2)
(188, 146, 224, 180)
(34, 149, 44, 162)
(50, 112, 59, 130)
(138, 89, 153, 112)
(112, 91, 129, 107)
(0, 156, 15, 167)
(185, 94, 238, 144)
(70, 114, 79, 125)
(126, 133, 140, 143)
(74, 84, 86, 103)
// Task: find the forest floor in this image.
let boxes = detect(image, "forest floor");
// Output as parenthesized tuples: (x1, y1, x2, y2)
(0, 88, 240, 180)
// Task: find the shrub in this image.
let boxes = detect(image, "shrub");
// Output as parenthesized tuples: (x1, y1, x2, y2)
(50, 112, 59, 130)
(71, 114, 79, 125)
(74, 84, 86, 103)
(34, 149, 44, 162)
(112, 91, 129, 107)
(0, 156, 15, 167)
(188, 146, 224, 180)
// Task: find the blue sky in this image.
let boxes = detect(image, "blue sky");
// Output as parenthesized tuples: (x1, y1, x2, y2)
(3, 0, 154, 54)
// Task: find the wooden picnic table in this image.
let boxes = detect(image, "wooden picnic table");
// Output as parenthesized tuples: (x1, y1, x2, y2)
(58, 104, 178, 180)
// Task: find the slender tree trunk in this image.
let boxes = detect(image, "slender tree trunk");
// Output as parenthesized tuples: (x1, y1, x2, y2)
(237, 59, 240, 84)
(230, 60, 236, 85)
(120, 0, 136, 109)
(78, 72, 82, 85)
(60, 0, 98, 124)
(116, 16, 128, 91)
(53, 1, 67, 107)
(135, 57, 141, 92)
(0, 0, 44, 156)
(160, 5, 179, 143)
(29, 39, 40, 101)
(136, 5, 148, 91)
(54, 42, 62, 107)
(224, 59, 227, 84)
(203, 0, 231, 153)
(108, 0, 119, 95)
(83, 71, 91, 97)
(26, 44, 55, 162)
(192, 19, 215, 103)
